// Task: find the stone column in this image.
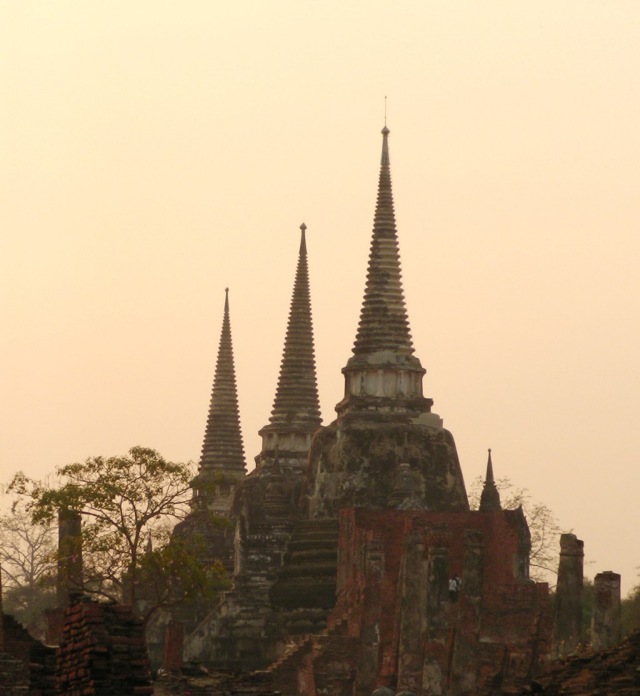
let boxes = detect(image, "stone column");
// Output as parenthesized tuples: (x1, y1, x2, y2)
(553, 533, 584, 657)
(357, 540, 385, 696)
(397, 532, 427, 693)
(164, 621, 185, 673)
(421, 532, 450, 696)
(591, 571, 621, 651)
(450, 530, 485, 694)
(57, 509, 83, 607)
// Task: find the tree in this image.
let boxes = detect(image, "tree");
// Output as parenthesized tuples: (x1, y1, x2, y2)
(468, 475, 562, 583)
(0, 501, 57, 638)
(10, 446, 227, 624)
(621, 580, 640, 636)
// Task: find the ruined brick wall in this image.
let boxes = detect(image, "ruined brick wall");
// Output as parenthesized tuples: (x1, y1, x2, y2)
(296, 508, 552, 696)
(57, 598, 153, 696)
(0, 614, 56, 696)
(0, 651, 29, 696)
(1, 613, 56, 696)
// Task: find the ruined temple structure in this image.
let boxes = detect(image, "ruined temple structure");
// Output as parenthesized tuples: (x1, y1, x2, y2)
(138, 289, 249, 668)
(173, 287, 248, 573)
(178, 126, 557, 695)
(185, 222, 324, 668)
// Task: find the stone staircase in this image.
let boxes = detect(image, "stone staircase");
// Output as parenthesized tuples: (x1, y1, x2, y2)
(257, 611, 354, 695)
(269, 518, 339, 620)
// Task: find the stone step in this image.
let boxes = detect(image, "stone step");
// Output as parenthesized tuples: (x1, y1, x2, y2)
(291, 519, 339, 533)
(288, 537, 337, 548)
(285, 547, 337, 563)
(276, 563, 337, 579)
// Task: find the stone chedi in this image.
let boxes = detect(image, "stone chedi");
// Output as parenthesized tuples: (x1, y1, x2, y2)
(261, 129, 550, 695)
(186, 127, 553, 695)
(304, 126, 468, 519)
(173, 288, 247, 570)
(255, 222, 323, 477)
(142, 290, 248, 668)
(185, 223, 324, 668)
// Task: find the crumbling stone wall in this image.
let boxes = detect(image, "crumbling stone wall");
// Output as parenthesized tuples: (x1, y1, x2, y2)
(57, 597, 153, 696)
(0, 651, 29, 696)
(1, 613, 56, 696)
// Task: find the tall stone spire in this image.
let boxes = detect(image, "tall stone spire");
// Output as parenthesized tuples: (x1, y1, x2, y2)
(266, 223, 322, 432)
(479, 448, 502, 512)
(338, 126, 429, 417)
(352, 126, 415, 357)
(257, 224, 322, 471)
(191, 288, 246, 512)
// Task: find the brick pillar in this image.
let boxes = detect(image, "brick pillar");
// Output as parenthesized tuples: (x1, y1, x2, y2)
(164, 620, 184, 673)
(356, 540, 385, 696)
(57, 509, 83, 607)
(44, 607, 65, 646)
(450, 529, 485, 694)
(553, 533, 584, 657)
(397, 532, 426, 693)
(591, 571, 621, 651)
(422, 532, 450, 696)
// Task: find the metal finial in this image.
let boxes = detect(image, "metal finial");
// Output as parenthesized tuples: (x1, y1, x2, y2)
(381, 97, 390, 136)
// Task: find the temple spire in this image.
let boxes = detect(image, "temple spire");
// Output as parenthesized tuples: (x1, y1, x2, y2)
(192, 289, 246, 506)
(479, 448, 502, 512)
(261, 224, 322, 439)
(351, 126, 414, 357)
(338, 126, 429, 418)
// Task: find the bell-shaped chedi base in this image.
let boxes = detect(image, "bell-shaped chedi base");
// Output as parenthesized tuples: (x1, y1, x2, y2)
(304, 415, 468, 519)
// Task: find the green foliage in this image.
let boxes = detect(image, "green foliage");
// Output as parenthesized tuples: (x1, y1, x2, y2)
(581, 577, 594, 643)
(468, 475, 562, 583)
(137, 529, 230, 618)
(9, 446, 225, 624)
(621, 582, 640, 636)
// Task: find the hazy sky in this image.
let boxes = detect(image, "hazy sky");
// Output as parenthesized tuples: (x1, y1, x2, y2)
(2, 2, 639, 593)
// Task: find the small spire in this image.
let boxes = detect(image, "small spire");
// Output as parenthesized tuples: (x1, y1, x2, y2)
(193, 289, 247, 499)
(479, 448, 502, 512)
(264, 224, 322, 433)
(486, 448, 495, 482)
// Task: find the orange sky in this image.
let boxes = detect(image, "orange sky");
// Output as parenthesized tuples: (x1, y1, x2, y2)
(2, 2, 639, 594)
